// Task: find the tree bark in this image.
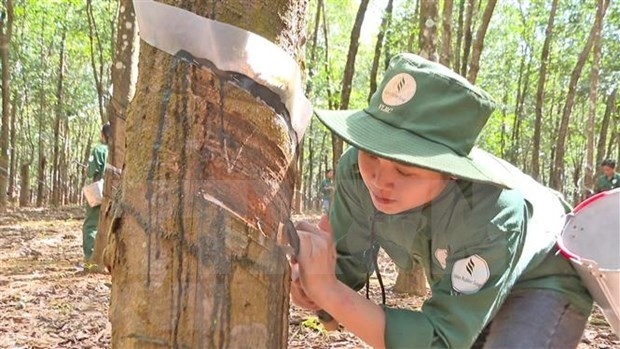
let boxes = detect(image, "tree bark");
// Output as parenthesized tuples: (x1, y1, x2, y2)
(459, 0, 475, 77)
(418, 0, 438, 62)
(406, 0, 421, 53)
(294, 139, 304, 213)
(339, 0, 369, 110)
(614, 111, 620, 167)
(19, 162, 29, 207)
(466, 0, 496, 84)
(509, 53, 531, 165)
(551, 0, 609, 190)
(295, 0, 322, 214)
(597, 88, 616, 167)
(304, 128, 314, 211)
(90, 0, 139, 270)
(532, 0, 558, 181)
(334, 0, 370, 171)
(584, 11, 603, 198)
(79, 137, 92, 205)
(35, 16, 47, 207)
(106, 1, 308, 347)
(305, 0, 322, 97)
(393, 265, 427, 296)
(368, 0, 394, 102)
(51, 30, 66, 207)
(7, 93, 18, 203)
(440, 0, 454, 67)
(60, 118, 69, 204)
(86, 0, 109, 123)
(320, 0, 334, 110)
(0, 0, 14, 212)
(454, 0, 466, 72)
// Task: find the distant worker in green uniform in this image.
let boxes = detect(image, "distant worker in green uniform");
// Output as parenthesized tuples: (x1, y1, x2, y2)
(82, 123, 110, 265)
(595, 159, 620, 193)
(290, 53, 592, 348)
(319, 169, 335, 215)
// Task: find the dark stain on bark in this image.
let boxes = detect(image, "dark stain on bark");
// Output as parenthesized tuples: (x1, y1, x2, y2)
(174, 50, 296, 144)
(172, 63, 191, 348)
(144, 56, 177, 287)
(204, 206, 232, 348)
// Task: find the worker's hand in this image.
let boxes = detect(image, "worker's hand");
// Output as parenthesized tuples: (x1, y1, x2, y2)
(289, 263, 321, 310)
(293, 221, 338, 308)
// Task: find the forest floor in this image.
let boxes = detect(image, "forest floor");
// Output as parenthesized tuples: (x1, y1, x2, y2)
(0, 206, 618, 349)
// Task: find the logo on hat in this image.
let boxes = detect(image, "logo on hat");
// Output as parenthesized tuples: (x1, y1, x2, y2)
(381, 73, 417, 106)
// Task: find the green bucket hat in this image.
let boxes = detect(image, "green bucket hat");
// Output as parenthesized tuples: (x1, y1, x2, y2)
(315, 53, 515, 188)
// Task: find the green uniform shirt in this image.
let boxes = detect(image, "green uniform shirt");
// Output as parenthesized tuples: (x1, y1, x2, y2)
(331, 148, 592, 348)
(87, 143, 108, 182)
(595, 172, 620, 193)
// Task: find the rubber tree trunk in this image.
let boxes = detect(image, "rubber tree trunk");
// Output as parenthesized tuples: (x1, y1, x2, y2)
(0, 0, 14, 212)
(105, 1, 308, 347)
(531, 0, 559, 182)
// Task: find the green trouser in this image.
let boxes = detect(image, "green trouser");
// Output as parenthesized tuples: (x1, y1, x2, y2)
(82, 205, 101, 261)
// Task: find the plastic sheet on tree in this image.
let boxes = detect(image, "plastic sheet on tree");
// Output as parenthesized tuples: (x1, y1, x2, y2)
(133, 0, 312, 141)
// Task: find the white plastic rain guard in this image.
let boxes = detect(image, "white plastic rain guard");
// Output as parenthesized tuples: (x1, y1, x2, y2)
(558, 188, 620, 336)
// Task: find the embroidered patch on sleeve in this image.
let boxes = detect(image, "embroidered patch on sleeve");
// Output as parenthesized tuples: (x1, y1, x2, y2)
(434, 248, 448, 269)
(451, 254, 490, 294)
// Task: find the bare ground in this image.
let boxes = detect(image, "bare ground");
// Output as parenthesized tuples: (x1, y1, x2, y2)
(0, 207, 617, 349)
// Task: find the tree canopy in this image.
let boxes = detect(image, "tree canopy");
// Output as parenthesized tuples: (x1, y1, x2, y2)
(0, 0, 618, 211)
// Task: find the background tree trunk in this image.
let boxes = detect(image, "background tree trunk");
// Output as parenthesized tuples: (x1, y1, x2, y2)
(596, 88, 616, 167)
(465, 0, 496, 84)
(51, 30, 66, 207)
(532, 0, 559, 181)
(551, 0, 609, 190)
(453, 0, 466, 72)
(36, 95, 46, 207)
(418, 0, 438, 62)
(86, 0, 111, 123)
(295, 0, 323, 214)
(7, 94, 18, 204)
(334, 0, 369, 171)
(320, 0, 334, 111)
(0, 0, 14, 212)
(440, 0, 453, 67)
(584, 10, 603, 198)
(304, 130, 314, 211)
(459, 0, 475, 77)
(107, 1, 308, 347)
(509, 53, 531, 165)
(368, 0, 394, 102)
(19, 162, 29, 207)
(614, 112, 620, 167)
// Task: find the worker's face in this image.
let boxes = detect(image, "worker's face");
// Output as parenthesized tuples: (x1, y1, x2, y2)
(326, 170, 334, 179)
(602, 165, 615, 177)
(358, 151, 450, 214)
